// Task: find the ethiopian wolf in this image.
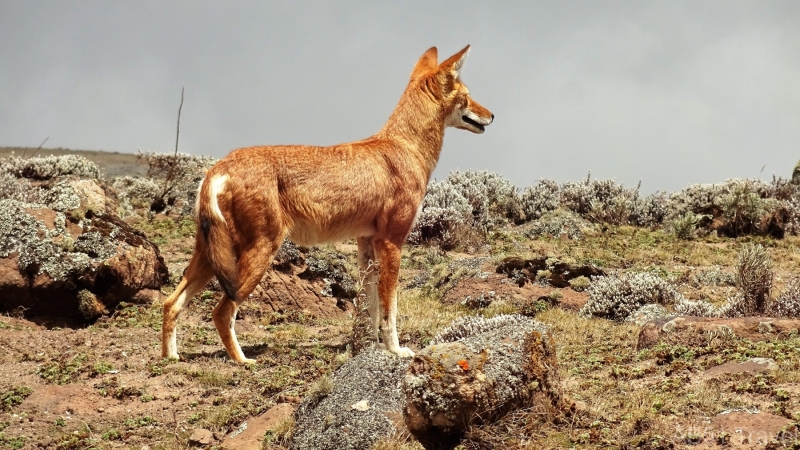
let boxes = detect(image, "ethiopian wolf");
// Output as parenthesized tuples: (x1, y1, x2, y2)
(161, 45, 494, 363)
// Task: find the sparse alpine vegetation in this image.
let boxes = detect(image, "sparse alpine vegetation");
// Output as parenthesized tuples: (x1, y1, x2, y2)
(1, 150, 800, 449)
(411, 167, 799, 251)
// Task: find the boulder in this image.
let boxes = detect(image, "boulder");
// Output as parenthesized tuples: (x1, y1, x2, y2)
(0, 177, 169, 320)
(403, 315, 569, 437)
(637, 316, 800, 350)
(290, 349, 410, 450)
(216, 241, 357, 319)
(291, 316, 571, 449)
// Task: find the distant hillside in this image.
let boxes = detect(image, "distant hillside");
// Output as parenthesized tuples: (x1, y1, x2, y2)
(0, 146, 149, 178)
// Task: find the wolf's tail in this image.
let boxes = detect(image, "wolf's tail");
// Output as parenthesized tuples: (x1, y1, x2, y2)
(197, 176, 239, 301)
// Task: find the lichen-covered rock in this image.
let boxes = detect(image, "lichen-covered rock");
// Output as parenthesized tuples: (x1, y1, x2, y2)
(404, 315, 566, 436)
(290, 349, 410, 450)
(0, 177, 168, 319)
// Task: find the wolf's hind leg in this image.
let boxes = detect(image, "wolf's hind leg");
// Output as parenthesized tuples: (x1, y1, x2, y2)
(212, 236, 281, 363)
(162, 250, 214, 359)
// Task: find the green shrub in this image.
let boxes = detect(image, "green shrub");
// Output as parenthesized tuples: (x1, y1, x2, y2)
(669, 211, 706, 240)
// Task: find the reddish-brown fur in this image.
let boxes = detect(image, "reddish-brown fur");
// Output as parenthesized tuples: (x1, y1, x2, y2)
(161, 45, 493, 362)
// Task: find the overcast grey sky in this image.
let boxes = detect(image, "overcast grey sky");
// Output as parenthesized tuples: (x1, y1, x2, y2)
(1, 1, 798, 193)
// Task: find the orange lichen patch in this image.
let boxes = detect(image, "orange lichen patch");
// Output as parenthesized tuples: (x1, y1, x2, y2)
(457, 359, 470, 371)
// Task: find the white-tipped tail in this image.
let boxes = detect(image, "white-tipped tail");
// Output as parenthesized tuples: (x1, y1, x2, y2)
(208, 175, 228, 223)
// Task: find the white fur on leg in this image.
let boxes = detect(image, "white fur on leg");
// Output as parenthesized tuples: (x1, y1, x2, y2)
(365, 269, 381, 342)
(229, 307, 256, 364)
(381, 292, 414, 358)
(164, 290, 189, 359)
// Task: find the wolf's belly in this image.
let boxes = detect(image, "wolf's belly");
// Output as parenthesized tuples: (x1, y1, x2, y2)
(287, 219, 376, 246)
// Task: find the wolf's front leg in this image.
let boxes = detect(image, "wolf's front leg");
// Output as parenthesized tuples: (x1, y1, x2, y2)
(374, 238, 414, 358)
(357, 237, 381, 344)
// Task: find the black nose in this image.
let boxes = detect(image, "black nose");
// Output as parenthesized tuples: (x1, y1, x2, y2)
(491, 114, 495, 122)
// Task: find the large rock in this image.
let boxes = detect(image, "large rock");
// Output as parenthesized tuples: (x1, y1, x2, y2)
(245, 241, 357, 319)
(290, 316, 570, 449)
(0, 176, 169, 320)
(403, 315, 568, 437)
(290, 349, 410, 450)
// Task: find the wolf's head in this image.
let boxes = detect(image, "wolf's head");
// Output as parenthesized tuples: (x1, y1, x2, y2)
(410, 45, 494, 134)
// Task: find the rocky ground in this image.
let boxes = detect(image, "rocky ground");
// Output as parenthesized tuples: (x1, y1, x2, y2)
(1, 149, 800, 449)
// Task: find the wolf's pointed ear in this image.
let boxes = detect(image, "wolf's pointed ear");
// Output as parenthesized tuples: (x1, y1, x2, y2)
(439, 45, 471, 77)
(411, 47, 438, 79)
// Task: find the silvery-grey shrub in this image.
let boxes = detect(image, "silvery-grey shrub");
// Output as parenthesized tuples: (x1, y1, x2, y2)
(112, 176, 162, 217)
(734, 243, 773, 315)
(666, 178, 798, 237)
(443, 170, 524, 226)
(630, 191, 670, 227)
(559, 177, 643, 225)
(524, 208, 592, 240)
(135, 151, 216, 216)
(580, 271, 682, 321)
(408, 179, 472, 248)
(769, 278, 800, 318)
(669, 211, 707, 240)
(520, 179, 560, 221)
(1, 155, 100, 180)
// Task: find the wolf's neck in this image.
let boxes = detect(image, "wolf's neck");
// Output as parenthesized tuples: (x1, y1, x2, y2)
(377, 87, 446, 178)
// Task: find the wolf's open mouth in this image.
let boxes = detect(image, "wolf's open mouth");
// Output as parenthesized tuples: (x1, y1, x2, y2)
(462, 115, 485, 132)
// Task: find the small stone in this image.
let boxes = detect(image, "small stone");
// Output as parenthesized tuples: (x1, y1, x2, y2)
(280, 395, 302, 404)
(661, 318, 679, 333)
(351, 400, 370, 411)
(188, 428, 214, 446)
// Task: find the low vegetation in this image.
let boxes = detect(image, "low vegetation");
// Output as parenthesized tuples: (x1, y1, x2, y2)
(0, 150, 799, 448)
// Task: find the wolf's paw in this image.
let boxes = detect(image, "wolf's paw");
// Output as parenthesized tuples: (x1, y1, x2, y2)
(390, 346, 415, 358)
(238, 358, 258, 365)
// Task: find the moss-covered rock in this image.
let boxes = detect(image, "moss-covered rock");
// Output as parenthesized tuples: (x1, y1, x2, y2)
(404, 315, 569, 437)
